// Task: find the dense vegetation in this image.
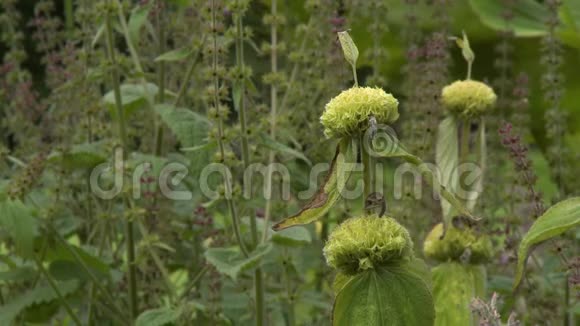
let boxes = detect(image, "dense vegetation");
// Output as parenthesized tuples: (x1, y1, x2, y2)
(0, 0, 579, 325)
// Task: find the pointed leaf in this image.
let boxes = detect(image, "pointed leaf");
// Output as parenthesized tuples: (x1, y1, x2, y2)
(128, 2, 153, 45)
(136, 307, 181, 326)
(466, 118, 486, 211)
(0, 200, 38, 257)
(333, 265, 434, 326)
(513, 197, 580, 289)
(271, 226, 312, 247)
(337, 30, 359, 67)
(154, 47, 193, 62)
(436, 116, 459, 220)
(272, 138, 357, 230)
(468, 0, 548, 37)
(259, 133, 312, 166)
(204, 243, 272, 281)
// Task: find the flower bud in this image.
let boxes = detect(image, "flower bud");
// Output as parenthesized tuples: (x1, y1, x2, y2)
(323, 214, 413, 275)
(320, 87, 399, 138)
(441, 80, 497, 118)
(423, 223, 493, 264)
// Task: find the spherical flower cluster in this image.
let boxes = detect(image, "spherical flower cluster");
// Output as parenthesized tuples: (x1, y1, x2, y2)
(441, 80, 497, 118)
(320, 87, 399, 138)
(423, 223, 493, 264)
(323, 214, 413, 275)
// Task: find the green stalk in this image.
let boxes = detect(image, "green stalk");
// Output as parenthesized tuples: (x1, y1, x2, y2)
(262, 0, 278, 243)
(460, 120, 470, 164)
(154, 0, 166, 156)
(210, 0, 249, 257)
(34, 256, 82, 326)
(361, 134, 374, 212)
(64, 0, 74, 33)
(233, 4, 266, 325)
(104, 4, 138, 321)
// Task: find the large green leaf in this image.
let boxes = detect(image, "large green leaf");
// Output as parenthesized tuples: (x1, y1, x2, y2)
(103, 83, 159, 119)
(436, 116, 459, 220)
(468, 0, 548, 37)
(0, 200, 38, 257)
(272, 138, 357, 231)
(377, 135, 476, 224)
(45, 242, 111, 278)
(333, 264, 434, 326)
(432, 262, 486, 326)
(136, 306, 182, 326)
(154, 104, 210, 148)
(0, 280, 78, 325)
(47, 142, 107, 170)
(513, 197, 580, 289)
(155, 47, 193, 62)
(204, 243, 272, 281)
(271, 226, 312, 247)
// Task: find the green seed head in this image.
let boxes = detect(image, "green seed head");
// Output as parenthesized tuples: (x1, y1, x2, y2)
(323, 214, 413, 275)
(441, 80, 497, 118)
(423, 223, 493, 264)
(320, 87, 399, 138)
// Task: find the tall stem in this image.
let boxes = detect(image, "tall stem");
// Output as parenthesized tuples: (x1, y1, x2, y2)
(104, 4, 138, 321)
(154, 0, 166, 156)
(352, 64, 359, 87)
(233, 4, 266, 325)
(262, 0, 278, 243)
(210, 0, 249, 257)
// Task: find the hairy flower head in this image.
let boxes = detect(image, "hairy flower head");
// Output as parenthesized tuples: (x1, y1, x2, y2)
(323, 214, 413, 275)
(441, 80, 497, 118)
(320, 87, 399, 138)
(423, 223, 493, 264)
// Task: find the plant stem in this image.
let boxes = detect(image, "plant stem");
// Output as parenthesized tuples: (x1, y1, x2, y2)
(467, 61, 472, 80)
(262, 0, 278, 244)
(233, 4, 266, 325)
(460, 120, 470, 163)
(154, 0, 166, 156)
(210, 0, 249, 257)
(64, 0, 73, 33)
(361, 134, 374, 212)
(352, 64, 359, 87)
(34, 256, 82, 326)
(104, 4, 138, 321)
(179, 265, 210, 301)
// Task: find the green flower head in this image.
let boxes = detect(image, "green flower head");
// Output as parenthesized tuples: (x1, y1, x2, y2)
(423, 223, 493, 264)
(441, 80, 497, 118)
(320, 87, 399, 138)
(323, 214, 413, 275)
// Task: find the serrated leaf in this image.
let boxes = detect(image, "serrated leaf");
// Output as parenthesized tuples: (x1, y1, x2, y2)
(128, 2, 153, 45)
(47, 142, 107, 170)
(272, 138, 357, 231)
(337, 30, 359, 67)
(0, 200, 38, 257)
(436, 116, 459, 220)
(259, 133, 312, 166)
(271, 226, 311, 247)
(45, 243, 111, 279)
(333, 264, 434, 326)
(155, 47, 193, 62)
(0, 266, 37, 283)
(513, 197, 580, 289)
(376, 135, 476, 224)
(0, 280, 78, 324)
(154, 104, 209, 148)
(204, 243, 272, 281)
(136, 306, 181, 326)
(432, 262, 486, 326)
(103, 83, 159, 119)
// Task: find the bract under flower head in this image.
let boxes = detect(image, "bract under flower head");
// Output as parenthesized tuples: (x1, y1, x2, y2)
(320, 87, 399, 138)
(323, 214, 413, 275)
(423, 223, 493, 264)
(441, 80, 497, 118)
